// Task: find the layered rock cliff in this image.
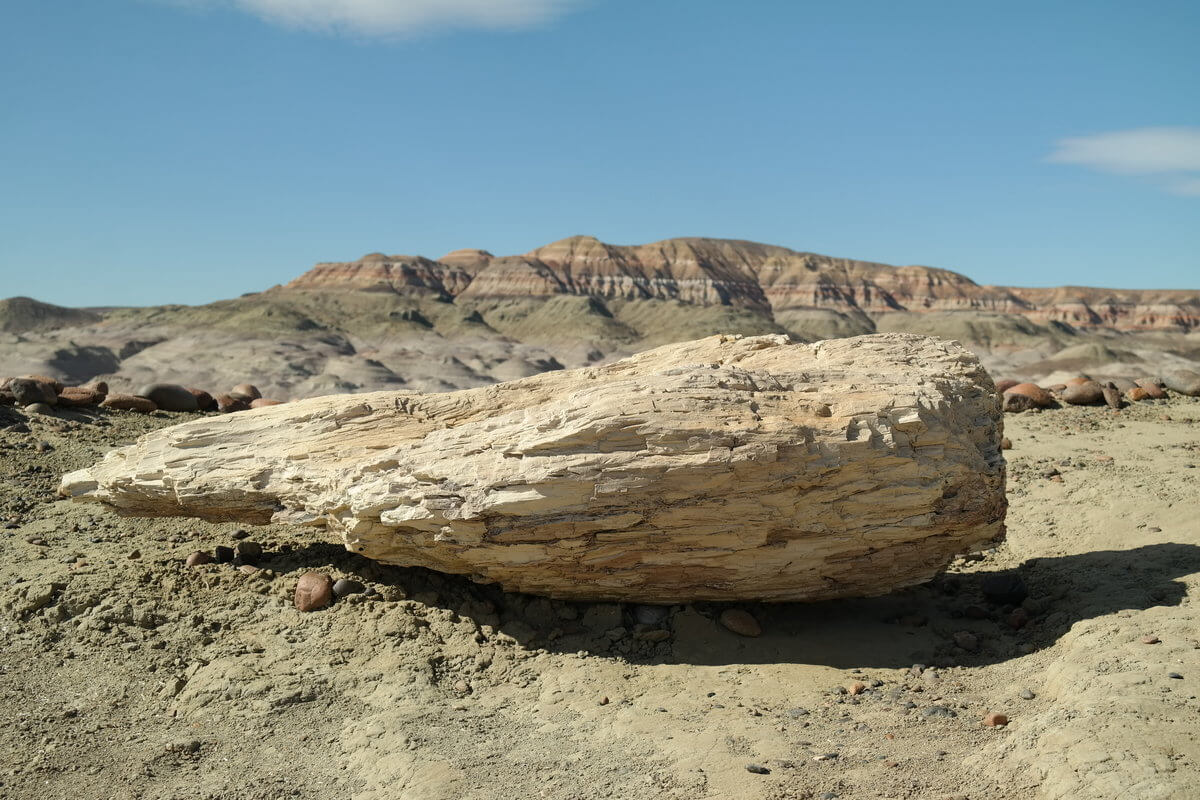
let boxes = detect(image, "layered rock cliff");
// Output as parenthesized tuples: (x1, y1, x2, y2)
(282, 236, 1200, 333)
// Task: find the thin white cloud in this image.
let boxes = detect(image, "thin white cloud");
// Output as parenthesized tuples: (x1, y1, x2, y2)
(1048, 127, 1200, 196)
(184, 0, 588, 36)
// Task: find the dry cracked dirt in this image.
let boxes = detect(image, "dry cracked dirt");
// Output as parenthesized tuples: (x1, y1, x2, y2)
(1, 397, 1198, 800)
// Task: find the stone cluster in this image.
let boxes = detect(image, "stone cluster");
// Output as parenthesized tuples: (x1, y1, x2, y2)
(0, 376, 285, 416)
(995, 368, 1199, 413)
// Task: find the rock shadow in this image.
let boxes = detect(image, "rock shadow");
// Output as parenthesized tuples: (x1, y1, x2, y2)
(269, 541, 1199, 670)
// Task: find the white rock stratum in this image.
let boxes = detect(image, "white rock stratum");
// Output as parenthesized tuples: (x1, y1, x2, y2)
(59, 333, 1007, 602)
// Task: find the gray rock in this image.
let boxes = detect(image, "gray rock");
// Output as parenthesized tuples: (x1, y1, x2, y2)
(634, 604, 670, 625)
(137, 383, 200, 413)
(24, 402, 54, 416)
(10, 378, 57, 406)
(1163, 369, 1200, 397)
(332, 578, 364, 598)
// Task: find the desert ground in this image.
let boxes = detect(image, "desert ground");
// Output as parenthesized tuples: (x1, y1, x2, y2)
(1, 390, 1197, 800)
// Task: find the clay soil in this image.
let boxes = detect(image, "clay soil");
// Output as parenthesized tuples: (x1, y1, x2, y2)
(1, 397, 1198, 800)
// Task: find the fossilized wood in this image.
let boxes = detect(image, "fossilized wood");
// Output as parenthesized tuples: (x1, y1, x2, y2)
(60, 333, 1006, 602)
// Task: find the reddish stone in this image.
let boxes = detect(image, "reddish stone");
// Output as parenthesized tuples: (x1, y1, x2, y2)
(983, 712, 1008, 727)
(1000, 437, 1012, 450)
(994, 379, 1019, 393)
(849, 681, 866, 696)
(249, 398, 284, 408)
(1140, 635, 1160, 644)
(230, 383, 262, 400)
(57, 387, 104, 407)
(187, 388, 217, 411)
(1064, 376, 1091, 387)
(101, 394, 157, 413)
(1004, 383, 1054, 408)
(294, 572, 334, 612)
(185, 551, 213, 567)
(215, 394, 251, 413)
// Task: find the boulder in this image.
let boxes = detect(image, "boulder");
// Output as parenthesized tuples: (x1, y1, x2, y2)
(137, 383, 200, 413)
(101, 394, 157, 413)
(85, 381, 109, 397)
(994, 379, 1019, 394)
(1126, 387, 1150, 402)
(59, 333, 1007, 603)
(1162, 369, 1200, 397)
(57, 387, 105, 407)
(1061, 381, 1105, 406)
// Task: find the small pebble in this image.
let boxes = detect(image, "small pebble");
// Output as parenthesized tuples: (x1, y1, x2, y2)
(1168, 672, 1183, 680)
(1141, 635, 1161, 644)
(848, 681, 866, 696)
(238, 564, 260, 575)
(214, 545, 235, 563)
(127, 549, 141, 560)
(231, 529, 250, 540)
(983, 712, 1008, 727)
(598, 697, 609, 706)
(745, 763, 770, 775)
(1019, 688, 1036, 700)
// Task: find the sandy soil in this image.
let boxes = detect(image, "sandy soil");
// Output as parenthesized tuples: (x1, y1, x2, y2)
(1, 397, 1198, 799)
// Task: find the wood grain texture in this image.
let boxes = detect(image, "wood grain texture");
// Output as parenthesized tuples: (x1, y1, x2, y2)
(60, 333, 1007, 602)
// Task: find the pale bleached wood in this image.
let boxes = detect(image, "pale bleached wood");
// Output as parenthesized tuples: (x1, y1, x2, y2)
(60, 333, 1006, 602)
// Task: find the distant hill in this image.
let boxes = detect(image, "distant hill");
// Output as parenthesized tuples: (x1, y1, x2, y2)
(2, 236, 1197, 397)
(0, 296, 101, 334)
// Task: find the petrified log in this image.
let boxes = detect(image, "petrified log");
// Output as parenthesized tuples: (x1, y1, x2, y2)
(60, 333, 1006, 602)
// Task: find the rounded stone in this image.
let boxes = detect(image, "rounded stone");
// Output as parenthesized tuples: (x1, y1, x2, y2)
(983, 711, 1008, 727)
(187, 388, 217, 411)
(1162, 369, 1200, 397)
(215, 394, 251, 413)
(185, 551, 213, 567)
(1004, 383, 1053, 409)
(994, 379, 1019, 393)
(137, 384, 199, 412)
(56, 387, 104, 407)
(249, 398, 284, 408)
(719, 608, 762, 637)
(1060, 381, 1104, 405)
(331, 578, 365, 598)
(234, 541, 263, 564)
(230, 383, 262, 400)
(101, 394, 157, 413)
(23, 402, 54, 415)
(10, 378, 57, 407)
(294, 572, 334, 612)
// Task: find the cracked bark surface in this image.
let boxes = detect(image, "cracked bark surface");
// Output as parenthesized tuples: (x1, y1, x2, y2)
(60, 333, 1006, 602)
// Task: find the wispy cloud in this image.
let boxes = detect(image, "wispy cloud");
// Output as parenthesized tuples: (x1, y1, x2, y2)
(1048, 127, 1200, 196)
(181, 0, 588, 36)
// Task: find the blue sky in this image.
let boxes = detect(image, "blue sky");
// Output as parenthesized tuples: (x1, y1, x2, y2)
(1, 0, 1197, 307)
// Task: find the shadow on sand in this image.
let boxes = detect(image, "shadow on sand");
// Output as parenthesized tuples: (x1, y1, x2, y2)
(272, 540, 1199, 670)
